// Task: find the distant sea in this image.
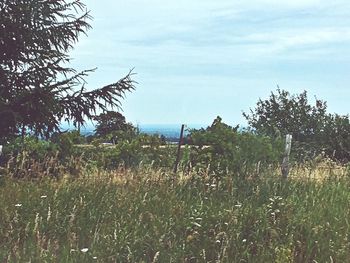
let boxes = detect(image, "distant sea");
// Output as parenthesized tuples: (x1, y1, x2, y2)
(72, 124, 205, 138)
(138, 124, 204, 138)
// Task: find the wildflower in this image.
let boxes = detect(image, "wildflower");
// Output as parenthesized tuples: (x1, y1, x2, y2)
(33, 213, 40, 232)
(40, 195, 47, 199)
(192, 222, 202, 228)
(47, 206, 51, 222)
(92, 256, 97, 259)
(15, 203, 22, 207)
(81, 248, 89, 253)
(152, 252, 160, 263)
(186, 235, 195, 243)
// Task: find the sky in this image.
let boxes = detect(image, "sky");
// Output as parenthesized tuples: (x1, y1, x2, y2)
(70, 0, 350, 127)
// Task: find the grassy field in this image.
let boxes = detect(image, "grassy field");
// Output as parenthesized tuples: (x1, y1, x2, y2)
(1, 167, 350, 262)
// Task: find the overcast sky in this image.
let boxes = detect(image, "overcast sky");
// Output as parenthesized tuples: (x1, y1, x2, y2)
(70, 0, 350, 126)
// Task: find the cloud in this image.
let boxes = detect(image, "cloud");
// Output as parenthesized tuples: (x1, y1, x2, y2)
(81, 0, 350, 60)
(71, 0, 350, 124)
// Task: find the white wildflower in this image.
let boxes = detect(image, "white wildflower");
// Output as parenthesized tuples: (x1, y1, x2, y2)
(152, 251, 160, 263)
(192, 222, 202, 228)
(47, 206, 51, 222)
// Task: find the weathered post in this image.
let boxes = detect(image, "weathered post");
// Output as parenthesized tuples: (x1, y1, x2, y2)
(281, 134, 292, 179)
(173, 124, 185, 174)
(0, 145, 3, 173)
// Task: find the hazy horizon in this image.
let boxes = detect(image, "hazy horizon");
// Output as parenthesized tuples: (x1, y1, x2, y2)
(61, 122, 208, 131)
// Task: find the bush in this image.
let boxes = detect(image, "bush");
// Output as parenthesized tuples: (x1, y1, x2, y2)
(187, 117, 283, 178)
(3, 136, 58, 161)
(79, 133, 176, 170)
(1, 137, 60, 178)
(50, 131, 85, 158)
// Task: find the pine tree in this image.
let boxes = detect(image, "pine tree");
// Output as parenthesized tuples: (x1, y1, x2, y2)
(0, 0, 135, 142)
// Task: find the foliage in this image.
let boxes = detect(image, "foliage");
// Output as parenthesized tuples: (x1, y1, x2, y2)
(1, 130, 172, 172)
(0, 0, 135, 142)
(1, 134, 90, 178)
(188, 116, 283, 177)
(244, 89, 350, 162)
(243, 89, 327, 141)
(50, 130, 85, 158)
(82, 133, 176, 170)
(94, 111, 138, 143)
(322, 114, 350, 162)
(3, 136, 58, 161)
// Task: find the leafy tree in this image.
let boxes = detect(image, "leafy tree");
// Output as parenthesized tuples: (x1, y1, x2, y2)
(0, 0, 135, 143)
(243, 89, 327, 142)
(244, 89, 350, 162)
(94, 111, 129, 136)
(322, 114, 350, 161)
(94, 111, 137, 143)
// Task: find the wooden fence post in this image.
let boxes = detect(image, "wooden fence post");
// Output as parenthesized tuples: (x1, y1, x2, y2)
(0, 145, 3, 170)
(281, 134, 292, 179)
(173, 124, 185, 174)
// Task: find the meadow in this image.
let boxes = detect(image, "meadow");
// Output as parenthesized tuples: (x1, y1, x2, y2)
(1, 163, 350, 262)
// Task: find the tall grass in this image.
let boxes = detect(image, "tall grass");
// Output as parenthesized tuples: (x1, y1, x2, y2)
(1, 166, 350, 262)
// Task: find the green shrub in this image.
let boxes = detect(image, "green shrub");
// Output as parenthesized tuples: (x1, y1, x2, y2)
(79, 133, 176, 170)
(3, 136, 58, 161)
(188, 117, 283, 178)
